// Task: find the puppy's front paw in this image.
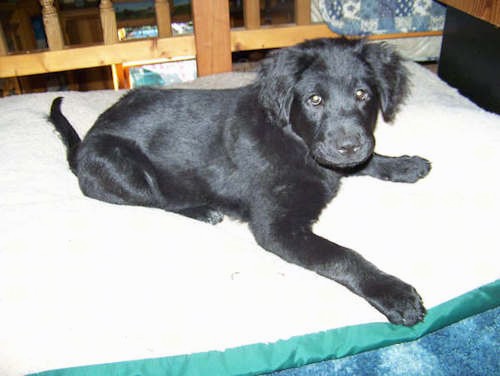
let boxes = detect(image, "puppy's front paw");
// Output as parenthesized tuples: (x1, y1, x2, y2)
(363, 274, 426, 326)
(389, 155, 431, 183)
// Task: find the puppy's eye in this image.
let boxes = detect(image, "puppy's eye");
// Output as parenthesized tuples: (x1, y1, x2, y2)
(355, 89, 369, 101)
(309, 94, 323, 106)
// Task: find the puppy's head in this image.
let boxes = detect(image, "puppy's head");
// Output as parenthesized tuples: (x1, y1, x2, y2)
(257, 38, 409, 169)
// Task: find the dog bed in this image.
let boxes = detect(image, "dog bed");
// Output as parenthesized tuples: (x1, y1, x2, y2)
(0, 61, 498, 375)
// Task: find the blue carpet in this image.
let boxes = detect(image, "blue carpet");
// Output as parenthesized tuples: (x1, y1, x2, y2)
(270, 306, 500, 376)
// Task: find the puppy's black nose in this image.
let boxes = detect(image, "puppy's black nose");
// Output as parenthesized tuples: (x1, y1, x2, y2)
(337, 140, 361, 156)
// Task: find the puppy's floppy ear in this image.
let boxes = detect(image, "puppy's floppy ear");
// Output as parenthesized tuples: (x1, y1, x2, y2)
(257, 47, 314, 127)
(361, 42, 410, 123)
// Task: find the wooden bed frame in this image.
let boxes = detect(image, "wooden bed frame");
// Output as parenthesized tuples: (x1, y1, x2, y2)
(0, 0, 442, 92)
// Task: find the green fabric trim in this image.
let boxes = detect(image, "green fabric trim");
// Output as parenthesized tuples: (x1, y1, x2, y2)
(30, 279, 500, 376)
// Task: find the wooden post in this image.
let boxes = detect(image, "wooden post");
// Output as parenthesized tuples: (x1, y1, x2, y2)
(295, 0, 311, 25)
(244, 0, 261, 29)
(40, 0, 65, 50)
(155, 0, 172, 37)
(0, 22, 8, 55)
(192, 0, 232, 76)
(100, 0, 118, 45)
(12, 9, 37, 50)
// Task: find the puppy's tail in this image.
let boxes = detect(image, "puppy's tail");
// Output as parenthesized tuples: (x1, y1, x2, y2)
(49, 97, 80, 174)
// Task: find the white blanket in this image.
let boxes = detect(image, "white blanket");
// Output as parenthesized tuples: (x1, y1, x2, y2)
(0, 63, 499, 375)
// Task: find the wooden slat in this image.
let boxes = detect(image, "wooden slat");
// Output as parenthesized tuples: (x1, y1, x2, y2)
(40, 0, 64, 50)
(0, 35, 195, 78)
(0, 22, 8, 55)
(439, 0, 500, 26)
(244, 0, 261, 29)
(99, 0, 118, 44)
(231, 23, 337, 51)
(295, 0, 311, 25)
(192, 0, 232, 76)
(231, 24, 442, 51)
(1, 77, 21, 96)
(111, 63, 129, 89)
(155, 0, 172, 37)
(12, 8, 38, 50)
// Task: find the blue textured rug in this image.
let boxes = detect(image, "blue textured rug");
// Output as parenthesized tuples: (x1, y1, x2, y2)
(270, 306, 500, 376)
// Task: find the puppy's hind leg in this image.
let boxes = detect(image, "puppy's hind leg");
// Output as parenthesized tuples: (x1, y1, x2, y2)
(76, 135, 168, 210)
(77, 135, 224, 224)
(176, 206, 224, 225)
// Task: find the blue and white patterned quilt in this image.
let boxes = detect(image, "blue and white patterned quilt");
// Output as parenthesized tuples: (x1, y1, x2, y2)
(319, 0, 446, 35)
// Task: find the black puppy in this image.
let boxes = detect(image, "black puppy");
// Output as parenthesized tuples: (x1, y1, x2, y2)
(49, 38, 431, 326)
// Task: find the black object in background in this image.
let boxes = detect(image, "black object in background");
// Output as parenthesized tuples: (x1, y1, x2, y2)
(438, 6, 500, 114)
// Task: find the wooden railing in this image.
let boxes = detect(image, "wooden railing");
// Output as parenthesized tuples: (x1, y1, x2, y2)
(0, 0, 442, 90)
(0, 0, 334, 81)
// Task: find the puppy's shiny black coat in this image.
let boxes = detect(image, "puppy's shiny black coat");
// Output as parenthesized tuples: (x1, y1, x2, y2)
(49, 38, 431, 326)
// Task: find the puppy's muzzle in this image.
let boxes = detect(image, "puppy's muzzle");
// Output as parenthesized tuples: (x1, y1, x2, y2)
(313, 134, 374, 169)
